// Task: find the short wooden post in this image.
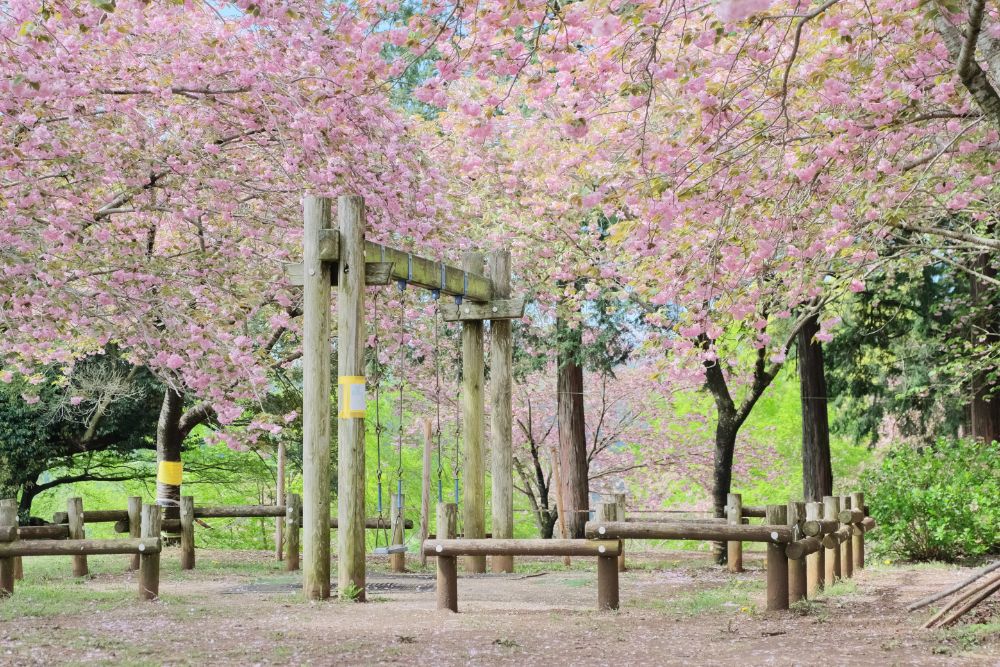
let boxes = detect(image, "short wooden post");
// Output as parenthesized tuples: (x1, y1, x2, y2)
(823, 496, 841, 586)
(390, 493, 406, 573)
(179, 496, 195, 570)
(138, 504, 161, 600)
(727, 492, 744, 573)
(436, 502, 457, 540)
(788, 501, 807, 603)
(336, 194, 366, 601)
(275, 440, 286, 561)
(67, 497, 88, 577)
(420, 418, 432, 568)
(462, 251, 487, 574)
(851, 491, 865, 570)
(597, 551, 620, 611)
(0, 503, 16, 596)
(437, 554, 459, 612)
(805, 501, 824, 597)
(286, 493, 301, 571)
(127, 496, 142, 571)
(0, 499, 21, 581)
(489, 247, 515, 575)
(840, 495, 853, 579)
(613, 492, 627, 572)
(765, 504, 789, 611)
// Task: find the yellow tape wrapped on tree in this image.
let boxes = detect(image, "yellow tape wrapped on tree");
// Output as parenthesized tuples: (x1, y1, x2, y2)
(158, 460, 183, 486)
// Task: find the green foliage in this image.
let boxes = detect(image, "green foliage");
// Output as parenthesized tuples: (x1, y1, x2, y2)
(861, 438, 1000, 561)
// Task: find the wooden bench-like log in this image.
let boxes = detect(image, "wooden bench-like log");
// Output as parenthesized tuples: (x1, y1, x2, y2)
(786, 536, 824, 560)
(0, 526, 16, 543)
(17, 525, 70, 541)
(585, 520, 793, 543)
(858, 516, 876, 532)
(822, 526, 852, 549)
(424, 539, 621, 558)
(742, 506, 766, 518)
(803, 519, 839, 537)
(53, 510, 127, 524)
(838, 508, 864, 524)
(0, 538, 161, 558)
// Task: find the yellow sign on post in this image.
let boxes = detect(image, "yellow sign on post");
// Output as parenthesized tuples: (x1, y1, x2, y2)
(158, 461, 183, 486)
(338, 376, 367, 419)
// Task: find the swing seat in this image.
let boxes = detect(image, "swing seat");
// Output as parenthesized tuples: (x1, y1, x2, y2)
(374, 545, 408, 555)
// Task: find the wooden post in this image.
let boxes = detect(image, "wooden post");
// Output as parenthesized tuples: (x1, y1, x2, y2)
(461, 251, 487, 574)
(127, 496, 142, 571)
(436, 502, 458, 541)
(489, 248, 514, 575)
(823, 496, 841, 586)
(0, 503, 16, 596)
(0, 499, 21, 581)
(550, 447, 571, 567)
(805, 501, 824, 597)
(138, 504, 161, 601)
(851, 491, 865, 570)
(303, 195, 333, 601)
(286, 493, 301, 571)
(337, 194, 367, 601)
(437, 554, 459, 612)
(765, 504, 789, 611)
(67, 497, 88, 577)
(420, 418, 432, 568)
(597, 551, 620, 611)
(275, 440, 286, 561)
(840, 495, 853, 579)
(180, 495, 195, 570)
(727, 492, 743, 573)
(390, 493, 406, 573)
(612, 493, 627, 572)
(788, 501, 807, 603)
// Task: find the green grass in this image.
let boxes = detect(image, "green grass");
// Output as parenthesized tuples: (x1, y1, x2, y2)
(0, 581, 136, 621)
(819, 579, 858, 597)
(627, 579, 764, 615)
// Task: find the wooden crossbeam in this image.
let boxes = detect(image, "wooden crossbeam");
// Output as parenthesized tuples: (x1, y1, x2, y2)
(284, 262, 393, 287)
(441, 296, 526, 322)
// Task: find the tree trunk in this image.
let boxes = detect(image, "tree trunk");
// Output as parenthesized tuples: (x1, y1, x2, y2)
(798, 314, 833, 501)
(156, 388, 184, 520)
(557, 318, 589, 538)
(969, 256, 1000, 443)
(711, 418, 738, 563)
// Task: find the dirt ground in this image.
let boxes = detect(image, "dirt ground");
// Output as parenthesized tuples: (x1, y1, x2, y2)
(1, 548, 998, 666)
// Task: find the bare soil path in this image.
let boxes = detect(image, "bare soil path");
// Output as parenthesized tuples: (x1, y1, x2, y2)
(0, 549, 997, 665)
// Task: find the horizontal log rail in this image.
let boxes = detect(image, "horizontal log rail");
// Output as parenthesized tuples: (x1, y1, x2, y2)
(423, 539, 621, 558)
(822, 526, 852, 549)
(585, 520, 794, 543)
(18, 525, 70, 540)
(838, 508, 864, 524)
(803, 519, 840, 537)
(0, 538, 161, 558)
(786, 536, 824, 560)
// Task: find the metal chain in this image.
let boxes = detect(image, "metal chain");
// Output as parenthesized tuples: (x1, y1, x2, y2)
(453, 296, 463, 504)
(433, 291, 444, 502)
(372, 292, 384, 517)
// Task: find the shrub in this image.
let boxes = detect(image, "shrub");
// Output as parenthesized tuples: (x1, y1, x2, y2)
(860, 438, 1000, 562)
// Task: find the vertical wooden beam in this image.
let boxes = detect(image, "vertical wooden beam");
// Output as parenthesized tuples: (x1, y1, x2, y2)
(138, 504, 161, 601)
(127, 496, 142, 571)
(436, 502, 458, 541)
(840, 495, 854, 579)
(0, 499, 20, 581)
(788, 501, 807, 603)
(823, 496, 841, 586)
(390, 493, 406, 573)
(612, 493, 627, 572)
(420, 419, 432, 568)
(489, 248, 514, 575)
(462, 251, 487, 574)
(805, 501, 824, 597)
(275, 440, 286, 561)
(597, 551, 620, 610)
(302, 195, 333, 601)
(851, 491, 865, 570)
(67, 497, 88, 577)
(179, 496, 195, 570)
(437, 554, 459, 612)
(0, 502, 16, 597)
(765, 504, 789, 611)
(337, 194, 367, 601)
(727, 492, 744, 573)
(286, 493, 301, 571)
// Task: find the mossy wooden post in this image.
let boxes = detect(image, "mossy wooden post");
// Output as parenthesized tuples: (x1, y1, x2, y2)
(788, 501, 807, 603)
(462, 251, 487, 574)
(337, 194, 367, 601)
(67, 497, 88, 577)
(851, 491, 865, 570)
(302, 195, 333, 601)
(726, 492, 743, 573)
(489, 248, 514, 574)
(0, 499, 21, 581)
(390, 493, 406, 573)
(127, 496, 142, 571)
(805, 501, 824, 597)
(139, 504, 161, 600)
(0, 503, 16, 596)
(765, 504, 789, 611)
(823, 496, 841, 586)
(180, 496, 195, 570)
(286, 493, 301, 571)
(840, 495, 854, 579)
(612, 492, 627, 572)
